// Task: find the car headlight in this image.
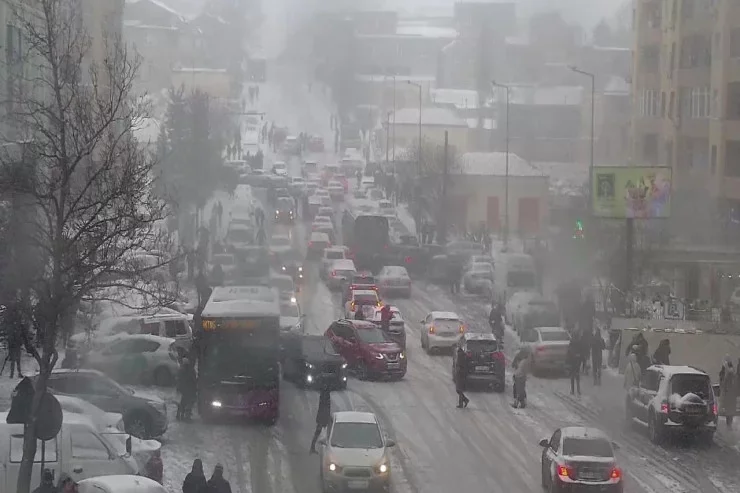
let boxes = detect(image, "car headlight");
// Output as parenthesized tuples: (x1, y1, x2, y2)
(211, 400, 222, 408)
(328, 463, 339, 472)
(375, 353, 384, 360)
(275, 210, 280, 214)
(290, 296, 297, 304)
(341, 363, 348, 369)
(399, 352, 405, 359)
(376, 463, 388, 474)
(298, 266, 303, 272)
(306, 362, 314, 369)
(282, 266, 287, 271)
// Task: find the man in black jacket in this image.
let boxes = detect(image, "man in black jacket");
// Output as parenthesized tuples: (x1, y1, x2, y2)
(207, 464, 232, 493)
(310, 387, 332, 453)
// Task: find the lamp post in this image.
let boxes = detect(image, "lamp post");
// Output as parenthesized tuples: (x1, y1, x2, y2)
(385, 110, 391, 167)
(569, 65, 595, 204)
(407, 80, 423, 236)
(491, 80, 510, 249)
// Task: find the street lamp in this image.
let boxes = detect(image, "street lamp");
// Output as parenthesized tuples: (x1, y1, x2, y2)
(569, 65, 595, 204)
(407, 80, 423, 235)
(385, 110, 392, 167)
(491, 80, 510, 249)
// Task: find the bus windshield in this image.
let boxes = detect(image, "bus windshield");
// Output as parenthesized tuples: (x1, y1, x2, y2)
(201, 319, 280, 379)
(353, 215, 389, 250)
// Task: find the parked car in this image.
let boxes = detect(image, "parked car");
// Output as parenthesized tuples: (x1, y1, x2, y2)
(328, 180, 345, 200)
(539, 427, 623, 493)
(273, 161, 289, 175)
(325, 320, 406, 380)
(376, 266, 412, 298)
(40, 369, 169, 439)
(420, 311, 465, 353)
(327, 259, 357, 291)
(317, 411, 395, 492)
(452, 333, 505, 391)
(282, 333, 347, 389)
(79, 334, 180, 387)
(625, 365, 717, 445)
(320, 246, 349, 279)
(368, 305, 406, 349)
(462, 262, 494, 294)
(307, 232, 332, 259)
(78, 475, 167, 493)
(521, 327, 571, 374)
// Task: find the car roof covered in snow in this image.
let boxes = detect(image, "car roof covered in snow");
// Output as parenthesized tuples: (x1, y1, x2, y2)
(332, 259, 356, 270)
(463, 332, 497, 341)
(202, 286, 280, 318)
(430, 311, 460, 320)
(560, 426, 610, 440)
(78, 474, 166, 493)
(333, 411, 378, 424)
(352, 289, 378, 297)
(651, 365, 708, 377)
(0, 410, 96, 429)
(310, 232, 330, 241)
(536, 326, 568, 334)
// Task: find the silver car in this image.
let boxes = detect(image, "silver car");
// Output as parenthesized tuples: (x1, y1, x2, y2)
(377, 266, 412, 298)
(462, 262, 494, 294)
(522, 327, 571, 374)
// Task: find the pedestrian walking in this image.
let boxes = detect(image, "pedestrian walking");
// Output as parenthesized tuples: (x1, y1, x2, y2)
(590, 329, 605, 385)
(511, 346, 531, 408)
(566, 338, 581, 396)
(183, 459, 208, 493)
(579, 330, 590, 375)
(719, 356, 737, 428)
(177, 357, 197, 420)
(207, 464, 232, 493)
(447, 258, 462, 294)
(623, 346, 641, 389)
(652, 338, 671, 365)
(2, 303, 26, 378)
(58, 474, 78, 493)
(454, 346, 469, 408)
(310, 387, 332, 453)
(32, 469, 55, 493)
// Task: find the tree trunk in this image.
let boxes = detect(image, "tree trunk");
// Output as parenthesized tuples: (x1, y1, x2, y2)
(16, 359, 49, 493)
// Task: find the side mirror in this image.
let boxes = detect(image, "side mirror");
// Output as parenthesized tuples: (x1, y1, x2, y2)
(539, 438, 549, 448)
(386, 439, 396, 447)
(317, 438, 326, 446)
(125, 435, 132, 455)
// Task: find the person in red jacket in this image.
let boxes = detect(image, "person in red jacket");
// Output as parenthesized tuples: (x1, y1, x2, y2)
(379, 304, 393, 332)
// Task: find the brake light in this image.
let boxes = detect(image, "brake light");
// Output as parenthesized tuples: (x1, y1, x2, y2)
(492, 351, 505, 363)
(404, 256, 412, 264)
(609, 467, 621, 480)
(331, 270, 337, 277)
(536, 345, 546, 353)
(308, 241, 313, 247)
(660, 402, 669, 414)
(459, 324, 465, 333)
(466, 351, 472, 358)
(557, 465, 573, 479)
(429, 325, 435, 334)
(712, 403, 718, 416)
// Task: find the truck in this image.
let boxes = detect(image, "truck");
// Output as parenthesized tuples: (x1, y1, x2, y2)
(196, 286, 281, 424)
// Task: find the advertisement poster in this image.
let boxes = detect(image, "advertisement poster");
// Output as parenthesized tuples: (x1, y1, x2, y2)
(591, 167, 672, 219)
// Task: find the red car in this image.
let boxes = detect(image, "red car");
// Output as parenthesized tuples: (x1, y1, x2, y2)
(325, 320, 406, 380)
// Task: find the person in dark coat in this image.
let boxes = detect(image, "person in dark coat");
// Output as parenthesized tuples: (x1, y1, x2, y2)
(454, 347, 469, 408)
(447, 258, 462, 294)
(32, 469, 55, 493)
(627, 332, 650, 371)
(590, 329, 606, 385)
(207, 464, 232, 493)
(566, 339, 581, 396)
(211, 264, 225, 287)
(310, 388, 332, 453)
(578, 330, 591, 375)
(652, 339, 671, 366)
(183, 459, 208, 493)
(177, 358, 197, 421)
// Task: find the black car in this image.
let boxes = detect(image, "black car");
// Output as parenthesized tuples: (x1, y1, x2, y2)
(282, 334, 347, 389)
(275, 197, 296, 224)
(278, 250, 305, 287)
(539, 426, 623, 493)
(452, 333, 505, 392)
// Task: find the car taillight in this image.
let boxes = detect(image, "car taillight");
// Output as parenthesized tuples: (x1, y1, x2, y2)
(536, 345, 546, 353)
(557, 465, 573, 479)
(459, 325, 465, 333)
(660, 401, 669, 414)
(492, 351, 505, 363)
(466, 351, 472, 358)
(404, 256, 412, 264)
(331, 270, 337, 277)
(609, 467, 621, 480)
(712, 403, 718, 416)
(429, 325, 435, 334)
(308, 241, 313, 247)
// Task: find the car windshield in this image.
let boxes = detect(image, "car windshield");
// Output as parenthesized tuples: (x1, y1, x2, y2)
(354, 294, 378, 304)
(671, 374, 711, 399)
(384, 267, 408, 277)
(271, 277, 294, 292)
(315, 216, 332, 223)
(467, 340, 499, 352)
(330, 422, 383, 449)
(336, 269, 355, 277)
(228, 229, 252, 243)
(540, 330, 570, 342)
(508, 271, 536, 288)
(562, 437, 613, 458)
(326, 251, 344, 259)
(369, 190, 383, 200)
(242, 247, 268, 261)
(280, 303, 300, 317)
(274, 163, 287, 169)
(357, 327, 390, 343)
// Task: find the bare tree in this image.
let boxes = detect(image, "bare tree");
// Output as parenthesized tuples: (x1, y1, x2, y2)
(0, 2, 177, 492)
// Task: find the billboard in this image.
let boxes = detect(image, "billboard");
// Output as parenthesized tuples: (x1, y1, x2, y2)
(591, 166, 672, 219)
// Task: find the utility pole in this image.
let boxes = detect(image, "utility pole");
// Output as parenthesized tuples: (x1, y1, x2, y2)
(440, 130, 449, 244)
(385, 111, 391, 168)
(491, 81, 510, 250)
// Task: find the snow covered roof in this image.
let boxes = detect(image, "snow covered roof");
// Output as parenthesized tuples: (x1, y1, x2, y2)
(431, 88, 490, 109)
(649, 365, 708, 377)
(466, 118, 496, 130)
(172, 67, 228, 73)
(560, 426, 609, 440)
(78, 475, 165, 493)
(391, 107, 467, 127)
(603, 76, 630, 96)
(461, 152, 546, 177)
(334, 411, 377, 424)
(496, 85, 584, 106)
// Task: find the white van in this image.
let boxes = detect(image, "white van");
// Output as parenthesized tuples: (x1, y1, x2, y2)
(491, 253, 538, 304)
(78, 475, 167, 493)
(0, 412, 137, 491)
(70, 312, 192, 353)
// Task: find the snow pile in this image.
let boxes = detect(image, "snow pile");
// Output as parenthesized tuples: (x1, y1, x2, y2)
(668, 392, 704, 409)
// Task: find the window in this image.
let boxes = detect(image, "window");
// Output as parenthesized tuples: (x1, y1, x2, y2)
(141, 322, 159, 336)
(640, 370, 660, 391)
(71, 431, 110, 459)
(108, 340, 136, 354)
(725, 140, 740, 177)
(731, 29, 740, 59)
(10, 436, 58, 462)
(176, 320, 189, 336)
(331, 323, 353, 340)
(640, 89, 658, 117)
(549, 430, 561, 452)
(330, 422, 383, 448)
(165, 320, 178, 338)
(562, 438, 613, 457)
(129, 339, 159, 353)
(661, 92, 666, 117)
(640, 46, 660, 73)
(690, 87, 710, 118)
(681, 0, 695, 20)
(727, 83, 740, 120)
(680, 34, 711, 69)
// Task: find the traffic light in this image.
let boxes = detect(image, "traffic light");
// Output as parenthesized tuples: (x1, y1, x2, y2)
(573, 219, 584, 239)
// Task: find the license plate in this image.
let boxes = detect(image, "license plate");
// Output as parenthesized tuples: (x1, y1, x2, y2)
(387, 362, 400, 369)
(348, 480, 369, 489)
(475, 365, 490, 372)
(579, 472, 601, 481)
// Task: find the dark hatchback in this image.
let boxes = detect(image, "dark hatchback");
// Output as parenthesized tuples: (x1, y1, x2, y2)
(452, 333, 505, 392)
(282, 334, 348, 389)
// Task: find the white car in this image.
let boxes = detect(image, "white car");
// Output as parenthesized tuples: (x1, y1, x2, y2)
(327, 259, 357, 291)
(377, 200, 394, 216)
(420, 311, 465, 353)
(271, 273, 297, 304)
(78, 476, 167, 493)
(360, 176, 375, 191)
(280, 301, 302, 333)
(81, 334, 180, 386)
(318, 411, 395, 493)
(289, 177, 306, 194)
(376, 266, 412, 298)
(273, 161, 288, 176)
(328, 180, 344, 199)
(320, 246, 349, 278)
(344, 289, 380, 319)
(269, 233, 293, 256)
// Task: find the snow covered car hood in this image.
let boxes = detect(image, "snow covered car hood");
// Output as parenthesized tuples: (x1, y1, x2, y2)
(329, 447, 386, 467)
(131, 389, 165, 405)
(280, 316, 300, 330)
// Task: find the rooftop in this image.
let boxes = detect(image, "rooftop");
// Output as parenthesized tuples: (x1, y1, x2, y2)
(493, 85, 584, 106)
(395, 21, 458, 39)
(430, 88, 491, 110)
(461, 152, 546, 177)
(391, 107, 468, 127)
(126, 0, 185, 21)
